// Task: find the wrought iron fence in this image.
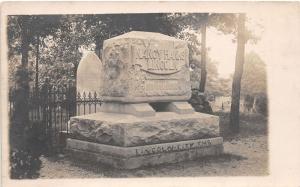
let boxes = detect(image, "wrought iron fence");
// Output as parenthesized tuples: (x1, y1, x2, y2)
(76, 91, 103, 116)
(9, 82, 103, 152)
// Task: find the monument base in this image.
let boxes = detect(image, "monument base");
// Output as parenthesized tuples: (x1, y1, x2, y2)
(66, 137, 223, 169)
(67, 110, 223, 169)
(68, 111, 220, 147)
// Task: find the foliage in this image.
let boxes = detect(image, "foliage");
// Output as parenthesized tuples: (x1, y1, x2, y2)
(10, 120, 47, 179)
(8, 55, 21, 88)
(208, 14, 238, 34)
(84, 13, 180, 56)
(7, 16, 21, 58)
(10, 149, 41, 179)
(230, 13, 246, 133)
(241, 51, 267, 96)
(9, 15, 62, 179)
(209, 13, 259, 43)
(176, 13, 244, 94)
(254, 94, 268, 116)
(177, 29, 201, 63)
(190, 57, 231, 96)
(8, 51, 41, 89)
(8, 16, 62, 57)
(188, 90, 213, 114)
(8, 13, 261, 91)
(240, 51, 268, 115)
(176, 13, 239, 37)
(12, 14, 181, 87)
(37, 15, 92, 86)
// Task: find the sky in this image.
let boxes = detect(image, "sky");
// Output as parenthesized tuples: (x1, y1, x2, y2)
(206, 13, 265, 78)
(205, 7, 300, 80)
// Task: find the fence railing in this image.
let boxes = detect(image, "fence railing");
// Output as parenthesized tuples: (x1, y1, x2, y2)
(76, 91, 102, 116)
(9, 83, 103, 152)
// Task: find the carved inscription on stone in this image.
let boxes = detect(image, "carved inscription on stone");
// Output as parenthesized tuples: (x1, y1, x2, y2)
(145, 80, 178, 92)
(132, 45, 187, 96)
(135, 138, 218, 156)
(133, 46, 186, 75)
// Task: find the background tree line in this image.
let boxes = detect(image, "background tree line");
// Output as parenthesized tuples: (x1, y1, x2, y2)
(8, 13, 247, 88)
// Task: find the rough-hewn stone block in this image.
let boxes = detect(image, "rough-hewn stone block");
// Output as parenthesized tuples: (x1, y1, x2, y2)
(69, 112, 220, 147)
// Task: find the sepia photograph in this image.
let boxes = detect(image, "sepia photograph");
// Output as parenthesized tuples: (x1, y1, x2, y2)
(1, 1, 300, 187)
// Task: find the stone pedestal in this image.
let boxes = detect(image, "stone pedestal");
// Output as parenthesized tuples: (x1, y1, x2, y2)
(66, 111, 223, 169)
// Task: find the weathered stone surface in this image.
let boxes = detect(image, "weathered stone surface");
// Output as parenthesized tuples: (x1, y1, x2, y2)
(66, 137, 223, 169)
(165, 102, 195, 114)
(100, 31, 191, 103)
(77, 51, 103, 94)
(99, 102, 195, 117)
(69, 112, 220, 147)
(99, 103, 156, 117)
(67, 137, 223, 157)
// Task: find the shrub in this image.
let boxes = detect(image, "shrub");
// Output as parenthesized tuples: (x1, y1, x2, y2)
(188, 90, 213, 114)
(10, 121, 46, 179)
(255, 94, 268, 116)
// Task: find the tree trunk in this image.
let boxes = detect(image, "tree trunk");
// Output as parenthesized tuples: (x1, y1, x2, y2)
(35, 35, 39, 91)
(229, 14, 246, 133)
(199, 13, 208, 92)
(95, 36, 102, 58)
(11, 16, 31, 149)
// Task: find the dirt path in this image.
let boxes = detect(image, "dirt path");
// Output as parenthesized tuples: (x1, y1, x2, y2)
(39, 134, 268, 178)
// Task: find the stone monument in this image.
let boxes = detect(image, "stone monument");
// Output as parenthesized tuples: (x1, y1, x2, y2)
(76, 51, 103, 114)
(66, 31, 223, 169)
(77, 51, 103, 94)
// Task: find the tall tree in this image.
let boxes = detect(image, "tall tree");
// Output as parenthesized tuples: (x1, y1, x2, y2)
(176, 13, 238, 92)
(9, 15, 33, 178)
(35, 35, 40, 90)
(32, 16, 62, 90)
(199, 13, 208, 92)
(229, 13, 246, 133)
(12, 16, 31, 139)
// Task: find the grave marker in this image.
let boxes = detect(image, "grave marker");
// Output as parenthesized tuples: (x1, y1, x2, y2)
(67, 31, 223, 169)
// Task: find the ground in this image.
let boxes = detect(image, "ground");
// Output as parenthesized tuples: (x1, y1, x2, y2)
(39, 112, 268, 178)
